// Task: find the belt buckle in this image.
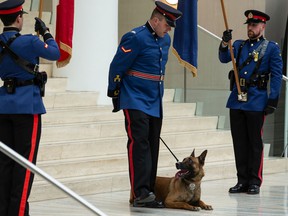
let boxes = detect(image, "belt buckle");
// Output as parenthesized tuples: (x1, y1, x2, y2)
(239, 78, 245, 87)
(160, 75, 164, 81)
(34, 64, 39, 72)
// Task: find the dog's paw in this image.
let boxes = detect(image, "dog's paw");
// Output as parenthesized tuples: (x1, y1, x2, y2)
(202, 205, 213, 210)
(190, 206, 201, 211)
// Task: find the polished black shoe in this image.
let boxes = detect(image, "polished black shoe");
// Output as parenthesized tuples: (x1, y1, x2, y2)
(229, 183, 248, 193)
(133, 200, 165, 208)
(247, 185, 260, 195)
(133, 192, 156, 206)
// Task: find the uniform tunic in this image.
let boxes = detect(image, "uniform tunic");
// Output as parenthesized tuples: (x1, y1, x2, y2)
(108, 22, 171, 199)
(219, 36, 283, 111)
(218, 37, 283, 186)
(0, 29, 60, 114)
(108, 22, 170, 118)
(0, 28, 60, 216)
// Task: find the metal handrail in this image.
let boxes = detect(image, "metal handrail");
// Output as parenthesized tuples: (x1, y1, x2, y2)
(0, 142, 107, 216)
(283, 75, 288, 157)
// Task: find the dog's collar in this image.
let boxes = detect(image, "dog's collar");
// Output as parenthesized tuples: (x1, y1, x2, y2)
(189, 183, 196, 191)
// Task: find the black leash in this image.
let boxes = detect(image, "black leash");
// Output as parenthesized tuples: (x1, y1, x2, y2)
(159, 137, 179, 162)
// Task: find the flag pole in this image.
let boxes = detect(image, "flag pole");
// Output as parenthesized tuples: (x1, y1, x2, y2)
(37, 0, 43, 37)
(38, 0, 43, 19)
(220, 0, 245, 101)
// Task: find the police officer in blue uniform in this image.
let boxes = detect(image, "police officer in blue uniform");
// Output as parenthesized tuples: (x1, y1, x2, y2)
(0, 0, 60, 215)
(219, 10, 283, 195)
(108, 1, 182, 208)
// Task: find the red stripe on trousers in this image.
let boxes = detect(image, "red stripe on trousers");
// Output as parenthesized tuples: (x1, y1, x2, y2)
(124, 110, 136, 198)
(258, 150, 264, 185)
(19, 114, 39, 216)
(258, 115, 266, 186)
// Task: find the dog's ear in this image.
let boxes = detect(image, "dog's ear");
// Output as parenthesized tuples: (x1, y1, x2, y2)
(191, 149, 195, 157)
(199, 150, 208, 165)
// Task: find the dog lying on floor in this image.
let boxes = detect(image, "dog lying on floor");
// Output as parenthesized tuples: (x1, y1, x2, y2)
(130, 149, 213, 211)
(154, 149, 213, 211)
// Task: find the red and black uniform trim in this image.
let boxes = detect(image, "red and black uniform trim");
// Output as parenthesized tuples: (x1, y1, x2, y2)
(123, 109, 162, 199)
(0, 114, 41, 216)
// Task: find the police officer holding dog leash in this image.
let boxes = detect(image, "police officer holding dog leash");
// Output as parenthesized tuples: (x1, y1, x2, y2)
(108, 1, 182, 208)
(0, 0, 60, 215)
(219, 10, 283, 195)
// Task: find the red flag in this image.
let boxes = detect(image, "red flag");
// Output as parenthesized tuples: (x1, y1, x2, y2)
(55, 0, 74, 68)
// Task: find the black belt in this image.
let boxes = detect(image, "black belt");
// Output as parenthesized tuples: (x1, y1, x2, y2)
(3, 78, 35, 87)
(239, 78, 257, 87)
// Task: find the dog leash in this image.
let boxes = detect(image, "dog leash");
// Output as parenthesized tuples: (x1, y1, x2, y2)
(159, 137, 179, 162)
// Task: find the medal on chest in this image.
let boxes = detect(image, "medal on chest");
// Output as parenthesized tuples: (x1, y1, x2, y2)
(252, 50, 259, 62)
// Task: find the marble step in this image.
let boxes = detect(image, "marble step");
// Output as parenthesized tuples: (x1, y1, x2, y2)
(38, 130, 232, 161)
(30, 157, 288, 202)
(45, 78, 68, 93)
(43, 91, 100, 109)
(40, 116, 219, 143)
(34, 144, 234, 181)
(39, 63, 54, 78)
(43, 88, 176, 108)
(31, 160, 236, 202)
(42, 102, 197, 125)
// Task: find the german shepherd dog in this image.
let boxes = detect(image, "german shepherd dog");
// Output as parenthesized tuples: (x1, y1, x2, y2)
(154, 149, 213, 211)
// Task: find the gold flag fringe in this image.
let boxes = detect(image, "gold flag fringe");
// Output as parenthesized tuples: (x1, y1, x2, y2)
(56, 41, 73, 68)
(172, 47, 197, 77)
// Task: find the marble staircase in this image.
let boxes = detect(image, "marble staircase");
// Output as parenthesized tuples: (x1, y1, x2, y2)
(29, 78, 288, 202)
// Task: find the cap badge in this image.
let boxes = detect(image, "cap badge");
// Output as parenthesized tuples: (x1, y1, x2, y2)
(248, 12, 253, 19)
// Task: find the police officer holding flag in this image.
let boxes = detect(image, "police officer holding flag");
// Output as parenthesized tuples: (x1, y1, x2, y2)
(219, 10, 283, 194)
(0, 0, 60, 215)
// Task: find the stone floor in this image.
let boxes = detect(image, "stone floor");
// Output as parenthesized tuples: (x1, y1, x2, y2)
(30, 172, 288, 216)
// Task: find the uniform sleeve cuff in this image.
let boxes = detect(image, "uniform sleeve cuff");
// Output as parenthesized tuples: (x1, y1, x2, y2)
(107, 89, 119, 98)
(219, 42, 228, 52)
(267, 98, 278, 108)
(43, 33, 53, 41)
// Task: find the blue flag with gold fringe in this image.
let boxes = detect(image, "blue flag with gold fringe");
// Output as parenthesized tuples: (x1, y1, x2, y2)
(172, 0, 198, 77)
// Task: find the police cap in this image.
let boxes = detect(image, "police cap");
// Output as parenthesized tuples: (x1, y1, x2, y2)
(155, 1, 182, 27)
(0, 0, 27, 15)
(244, 10, 270, 24)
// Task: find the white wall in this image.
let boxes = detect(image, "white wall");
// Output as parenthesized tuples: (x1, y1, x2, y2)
(53, 0, 118, 105)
